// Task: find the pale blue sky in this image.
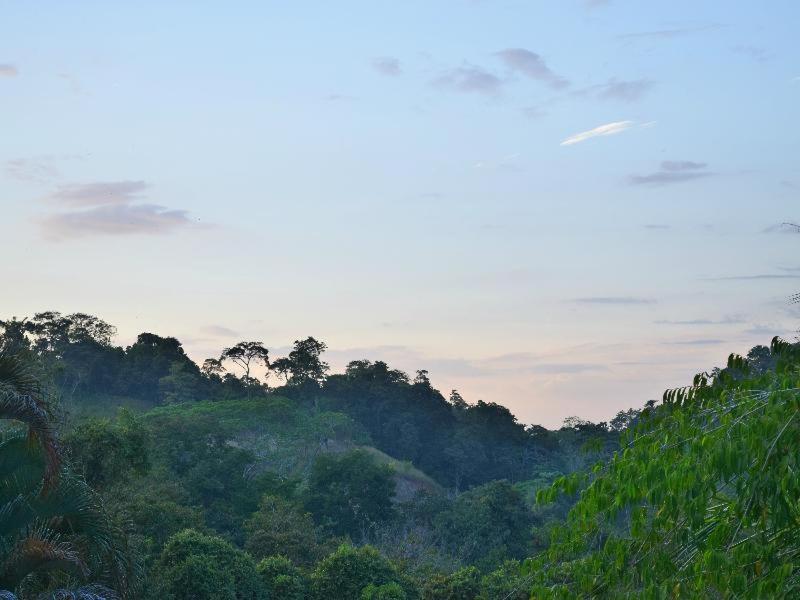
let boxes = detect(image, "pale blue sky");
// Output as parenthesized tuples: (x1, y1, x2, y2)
(2, 1, 799, 426)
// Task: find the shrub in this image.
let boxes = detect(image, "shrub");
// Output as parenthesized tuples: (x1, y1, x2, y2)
(156, 529, 265, 600)
(256, 555, 308, 600)
(311, 544, 398, 599)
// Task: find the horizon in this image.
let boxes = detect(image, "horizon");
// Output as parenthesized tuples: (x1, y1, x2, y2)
(3, 1, 799, 428)
(0, 308, 789, 429)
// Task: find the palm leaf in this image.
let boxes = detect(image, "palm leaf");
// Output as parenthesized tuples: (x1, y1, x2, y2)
(0, 353, 60, 492)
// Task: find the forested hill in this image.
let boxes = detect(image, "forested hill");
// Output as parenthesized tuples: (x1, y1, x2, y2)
(2, 311, 795, 599)
(0, 311, 631, 490)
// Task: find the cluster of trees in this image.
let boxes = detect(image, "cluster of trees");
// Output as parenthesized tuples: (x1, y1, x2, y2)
(148, 530, 532, 600)
(0, 312, 619, 598)
(0, 312, 623, 490)
(0, 387, 538, 598)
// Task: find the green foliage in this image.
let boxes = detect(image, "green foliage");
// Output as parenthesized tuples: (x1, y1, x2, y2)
(531, 339, 800, 598)
(420, 566, 481, 600)
(272, 336, 329, 386)
(143, 400, 304, 541)
(434, 480, 535, 570)
(0, 437, 126, 595)
(64, 409, 149, 487)
(477, 560, 529, 599)
(158, 361, 205, 404)
(311, 544, 402, 600)
(362, 581, 408, 600)
(0, 351, 132, 598)
(255, 555, 308, 600)
(244, 495, 322, 565)
(105, 478, 206, 549)
(305, 450, 396, 539)
(161, 555, 236, 600)
(155, 529, 265, 600)
(124, 333, 204, 404)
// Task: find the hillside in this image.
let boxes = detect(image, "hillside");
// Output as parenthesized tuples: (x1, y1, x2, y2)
(3, 311, 796, 598)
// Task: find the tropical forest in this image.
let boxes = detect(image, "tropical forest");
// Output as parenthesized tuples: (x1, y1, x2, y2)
(3, 1, 797, 597)
(1, 311, 798, 598)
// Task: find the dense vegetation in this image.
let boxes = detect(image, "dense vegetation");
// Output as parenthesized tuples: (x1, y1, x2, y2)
(1, 311, 797, 598)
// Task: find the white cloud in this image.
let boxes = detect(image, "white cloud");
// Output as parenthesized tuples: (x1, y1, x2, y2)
(560, 120, 634, 146)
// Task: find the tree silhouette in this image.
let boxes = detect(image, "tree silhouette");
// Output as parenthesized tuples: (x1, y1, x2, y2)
(220, 341, 269, 382)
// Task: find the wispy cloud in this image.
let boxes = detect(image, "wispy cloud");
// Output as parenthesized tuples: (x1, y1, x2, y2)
(58, 72, 85, 95)
(201, 325, 239, 337)
(472, 153, 523, 173)
(40, 203, 194, 240)
(573, 296, 656, 305)
(733, 45, 770, 63)
(5, 157, 61, 183)
(644, 224, 671, 230)
(46, 181, 149, 207)
(597, 78, 654, 101)
(573, 78, 654, 102)
(494, 48, 569, 89)
(372, 56, 401, 76)
(764, 222, 800, 234)
(521, 105, 547, 119)
(704, 274, 800, 281)
(656, 315, 745, 325)
(0, 64, 18, 77)
(526, 363, 607, 374)
(431, 65, 503, 95)
(38, 180, 198, 240)
(325, 93, 356, 102)
(664, 339, 725, 345)
(629, 160, 713, 185)
(662, 161, 707, 171)
(560, 120, 634, 146)
(618, 24, 722, 40)
(743, 323, 785, 337)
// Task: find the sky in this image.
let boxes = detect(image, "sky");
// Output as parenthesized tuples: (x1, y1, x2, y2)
(2, 1, 799, 427)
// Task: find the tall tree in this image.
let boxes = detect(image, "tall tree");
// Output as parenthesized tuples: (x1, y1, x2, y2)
(272, 337, 329, 386)
(125, 333, 201, 403)
(201, 358, 225, 378)
(220, 341, 270, 383)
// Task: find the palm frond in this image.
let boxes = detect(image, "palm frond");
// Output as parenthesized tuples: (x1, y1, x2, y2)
(0, 525, 87, 590)
(46, 585, 119, 600)
(0, 353, 131, 597)
(0, 353, 60, 492)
